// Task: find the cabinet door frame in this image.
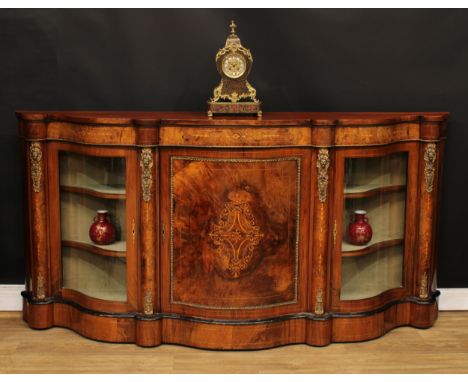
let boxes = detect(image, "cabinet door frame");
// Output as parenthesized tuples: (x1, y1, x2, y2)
(159, 147, 312, 320)
(331, 142, 419, 313)
(47, 142, 139, 313)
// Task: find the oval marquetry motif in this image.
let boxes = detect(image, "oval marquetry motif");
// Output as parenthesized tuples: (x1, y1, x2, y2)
(209, 190, 264, 279)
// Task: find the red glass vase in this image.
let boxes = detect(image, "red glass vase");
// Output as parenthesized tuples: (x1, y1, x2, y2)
(89, 210, 116, 245)
(347, 210, 373, 245)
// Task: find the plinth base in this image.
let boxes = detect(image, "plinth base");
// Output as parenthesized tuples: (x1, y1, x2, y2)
(22, 291, 439, 349)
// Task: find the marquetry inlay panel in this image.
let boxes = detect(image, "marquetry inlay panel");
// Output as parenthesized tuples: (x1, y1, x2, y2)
(170, 156, 301, 310)
(208, 190, 264, 279)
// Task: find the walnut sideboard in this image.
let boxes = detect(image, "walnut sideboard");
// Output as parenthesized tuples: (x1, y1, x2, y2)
(17, 111, 448, 349)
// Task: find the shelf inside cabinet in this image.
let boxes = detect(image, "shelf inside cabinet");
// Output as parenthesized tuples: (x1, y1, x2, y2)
(60, 184, 126, 200)
(341, 245, 404, 301)
(342, 190, 406, 256)
(62, 288, 128, 303)
(62, 239, 126, 258)
(59, 152, 126, 200)
(342, 238, 404, 257)
(345, 153, 407, 200)
(345, 184, 406, 199)
(60, 192, 126, 254)
(342, 226, 404, 255)
(62, 246, 127, 302)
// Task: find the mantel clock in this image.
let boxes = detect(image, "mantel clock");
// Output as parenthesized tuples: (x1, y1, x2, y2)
(207, 21, 262, 117)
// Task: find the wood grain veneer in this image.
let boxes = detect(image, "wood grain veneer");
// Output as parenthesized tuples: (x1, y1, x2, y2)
(17, 111, 448, 349)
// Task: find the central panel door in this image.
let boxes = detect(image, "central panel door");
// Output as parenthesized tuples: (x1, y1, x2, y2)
(160, 148, 311, 318)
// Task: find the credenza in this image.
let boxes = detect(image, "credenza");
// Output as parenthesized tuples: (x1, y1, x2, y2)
(17, 111, 448, 349)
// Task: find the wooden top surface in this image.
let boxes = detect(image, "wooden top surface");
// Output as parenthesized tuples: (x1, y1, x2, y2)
(16, 111, 449, 126)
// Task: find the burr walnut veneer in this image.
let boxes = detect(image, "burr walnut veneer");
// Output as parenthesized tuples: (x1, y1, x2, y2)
(17, 111, 447, 349)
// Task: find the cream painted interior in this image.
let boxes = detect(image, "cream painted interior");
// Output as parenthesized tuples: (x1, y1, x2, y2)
(345, 153, 407, 193)
(62, 246, 127, 301)
(341, 153, 407, 300)
(59, 152, 126, 194)
(341, 245, 404, 300)
(59, 153, 127, 302)
(342, 191, 406, 252)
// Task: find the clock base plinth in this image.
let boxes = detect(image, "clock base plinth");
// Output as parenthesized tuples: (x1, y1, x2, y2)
(207, 101, 262, 118)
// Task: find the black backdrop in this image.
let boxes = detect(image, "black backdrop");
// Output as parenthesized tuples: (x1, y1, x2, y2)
(1, 9, 467, 286)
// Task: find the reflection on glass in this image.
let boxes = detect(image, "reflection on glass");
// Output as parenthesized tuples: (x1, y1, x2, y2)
(59, 153, 125, 195)
(62, 247, 127, 301)
(341, 153, 407, 300)
(59, 152, 127, 301)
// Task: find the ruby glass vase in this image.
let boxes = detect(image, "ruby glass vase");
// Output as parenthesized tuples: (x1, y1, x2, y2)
(347, 210, 373, 246)
(89, 210, 116, 245)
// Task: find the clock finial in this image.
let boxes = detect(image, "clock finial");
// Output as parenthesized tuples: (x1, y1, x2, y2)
(230, 20, 237, 34)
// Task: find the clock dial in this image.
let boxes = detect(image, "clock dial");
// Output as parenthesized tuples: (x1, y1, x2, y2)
(222, 54, 247, 79)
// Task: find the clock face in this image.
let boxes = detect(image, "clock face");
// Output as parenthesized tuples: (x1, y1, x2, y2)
(222, 53, 247, 79)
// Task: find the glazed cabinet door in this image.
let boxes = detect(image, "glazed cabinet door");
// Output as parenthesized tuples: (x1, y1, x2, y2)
(48, 143, 138, 313)
(159, 148, 311, 320)
(332, 143, 418, 312)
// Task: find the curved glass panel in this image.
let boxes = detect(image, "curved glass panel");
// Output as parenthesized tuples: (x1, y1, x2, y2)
(59, 152, 127, 301)
(340, 152, 407, 300)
